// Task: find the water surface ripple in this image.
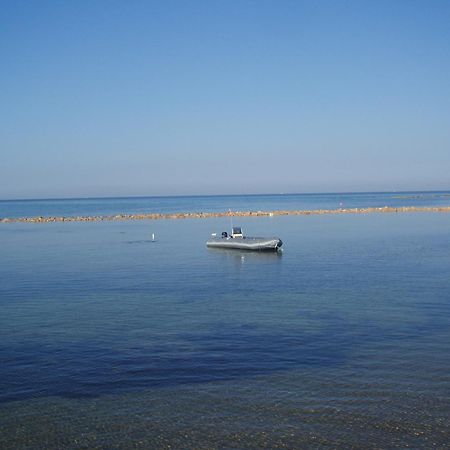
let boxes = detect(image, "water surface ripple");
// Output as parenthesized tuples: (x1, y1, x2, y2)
(1, 210, 449, 448)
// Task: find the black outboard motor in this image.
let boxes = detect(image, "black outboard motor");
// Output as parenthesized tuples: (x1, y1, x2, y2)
(221, 231, 228, 238)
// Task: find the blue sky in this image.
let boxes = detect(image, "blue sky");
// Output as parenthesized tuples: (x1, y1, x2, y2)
(1, 0, 450, 199)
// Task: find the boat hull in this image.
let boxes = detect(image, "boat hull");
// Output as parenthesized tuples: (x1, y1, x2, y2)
(206, 236, 282, 251)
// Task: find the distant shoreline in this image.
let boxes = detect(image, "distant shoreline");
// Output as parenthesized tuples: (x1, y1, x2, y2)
(1, 206, 450, 223)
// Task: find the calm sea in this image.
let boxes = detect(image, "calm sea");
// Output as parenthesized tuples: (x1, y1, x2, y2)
(1, 190, 450, 218)
(1, 193, 449, 448)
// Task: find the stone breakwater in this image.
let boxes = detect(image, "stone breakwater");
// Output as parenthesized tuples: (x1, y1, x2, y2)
(1, 206, 450, 223)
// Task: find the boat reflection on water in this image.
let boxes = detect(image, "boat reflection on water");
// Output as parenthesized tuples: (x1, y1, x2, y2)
(207, 246, 283, 268)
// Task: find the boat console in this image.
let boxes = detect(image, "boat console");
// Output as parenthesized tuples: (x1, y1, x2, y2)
(231, 227, 243, 238)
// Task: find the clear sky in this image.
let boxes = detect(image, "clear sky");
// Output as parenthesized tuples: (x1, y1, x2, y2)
(1, 0, 450, 199)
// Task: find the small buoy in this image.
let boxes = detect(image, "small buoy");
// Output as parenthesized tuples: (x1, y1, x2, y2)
(152, 233, 155, 241)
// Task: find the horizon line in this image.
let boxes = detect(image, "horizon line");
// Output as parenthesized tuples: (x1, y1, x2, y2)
(1, 189, 450, 203)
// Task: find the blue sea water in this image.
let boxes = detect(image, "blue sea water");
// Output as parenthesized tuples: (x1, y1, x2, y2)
(1, 190, 450, 218)
(1, 195, 450, 448)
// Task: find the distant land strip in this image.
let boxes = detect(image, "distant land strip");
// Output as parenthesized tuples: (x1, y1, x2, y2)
(1, 206, 450, 223)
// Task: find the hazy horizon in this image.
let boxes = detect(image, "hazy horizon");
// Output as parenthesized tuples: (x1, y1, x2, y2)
(2, 188, 450, 203)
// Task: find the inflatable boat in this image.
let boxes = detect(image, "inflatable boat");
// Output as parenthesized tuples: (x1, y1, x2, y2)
(206, 227, 282, 252)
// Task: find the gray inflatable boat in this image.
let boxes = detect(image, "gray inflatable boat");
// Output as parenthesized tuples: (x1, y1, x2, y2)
(206, 227, 282, 252)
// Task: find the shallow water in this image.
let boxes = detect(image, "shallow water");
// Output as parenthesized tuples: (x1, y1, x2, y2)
(1, 213, 449, 448)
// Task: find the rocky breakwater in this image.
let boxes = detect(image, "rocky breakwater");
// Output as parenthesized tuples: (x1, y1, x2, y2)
(1, 206, 450, 224)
